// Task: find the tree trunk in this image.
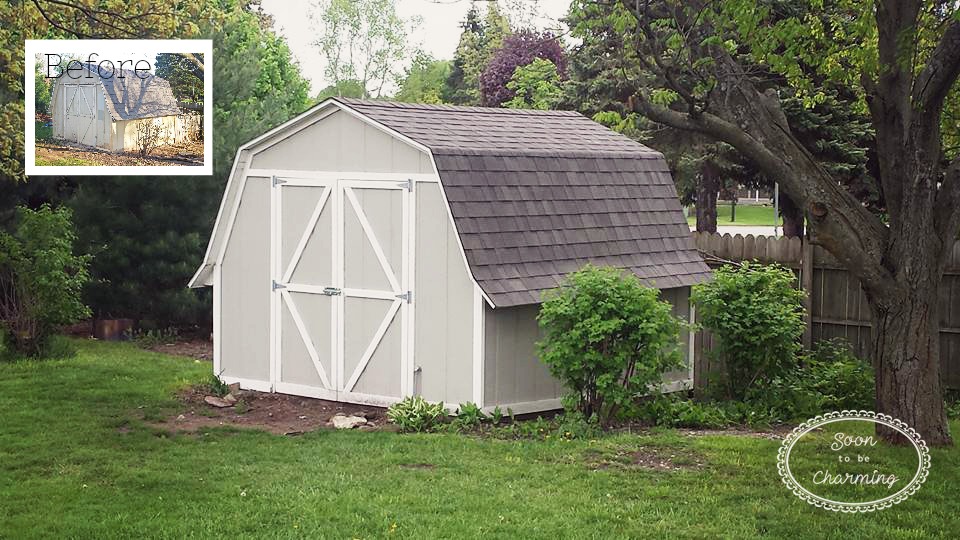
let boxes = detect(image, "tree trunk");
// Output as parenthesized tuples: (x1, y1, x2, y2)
(779, 192, 803, 238)
(696, 161, 719, 233)
(868, 282, 953, 446)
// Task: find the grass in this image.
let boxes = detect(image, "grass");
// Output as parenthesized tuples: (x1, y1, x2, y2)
(35, 120, 52, 141)
(686, 203, 783, 227)
(1, 339, 958, 538)
(35, 156, 97, 166)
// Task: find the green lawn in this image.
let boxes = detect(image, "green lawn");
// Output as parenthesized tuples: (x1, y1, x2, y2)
(1, 339, 957, 538)
(686, 204, 783, 227)
(35, 156, 97, 166)
(35, 120, 52, 141)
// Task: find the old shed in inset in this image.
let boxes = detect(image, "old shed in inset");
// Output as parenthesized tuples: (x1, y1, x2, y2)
(51, 63, 195, 152)
(189, 98, 712, 413)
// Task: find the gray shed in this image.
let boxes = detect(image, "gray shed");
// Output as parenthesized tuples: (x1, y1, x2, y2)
(51, 63, 193, 151)
(189, 98, 712, 413)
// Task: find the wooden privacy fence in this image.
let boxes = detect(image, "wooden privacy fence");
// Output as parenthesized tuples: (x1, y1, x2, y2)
(691, 231, 960, 389)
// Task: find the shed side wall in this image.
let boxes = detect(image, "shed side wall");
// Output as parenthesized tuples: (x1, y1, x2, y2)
(414, 182, 474, 405)
(483, 304, 560, 408)
(219, 176, 271, 383)
(483, 286, 694, 410)
(248, 110, 432, 173)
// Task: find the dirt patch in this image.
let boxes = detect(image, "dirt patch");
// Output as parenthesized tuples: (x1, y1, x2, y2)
(153, 386, 388, 435)
(36, 139, 203, 166)
(678, 426, 790, 440)
(584, 446, 706, 471)
(143, 339, 212, 361)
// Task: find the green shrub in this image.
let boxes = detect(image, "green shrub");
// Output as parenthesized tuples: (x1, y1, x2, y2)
(451, 402, 487, 430)
(489, 413, 603, 441)
(0, 205, 91, 357)
(796, 339, 873, 410)
(387, 396, 446, 432)
(537, 265, 684, 424)
(636, 395, 732, 429)
(691, 262, 805, 400)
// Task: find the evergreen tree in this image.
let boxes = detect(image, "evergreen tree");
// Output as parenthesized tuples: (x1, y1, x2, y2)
(442, 1, 512, 106)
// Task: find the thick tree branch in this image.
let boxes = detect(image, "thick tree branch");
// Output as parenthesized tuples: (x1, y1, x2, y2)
(630, 92, 897, 297)
(935, 156, 960, 263)
(914, 19, 960, 112)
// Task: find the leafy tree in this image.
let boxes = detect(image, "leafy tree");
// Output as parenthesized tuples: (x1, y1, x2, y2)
(443, 1, 512, 105)
(310, 0, 414, 99)
(503, 58, 563, 110)
(569, 0, 960, 444)
(154, 53, 203, 106)
(315, 80, 366, 101)
(0, 205, 90, 356)
(537, 265, 683, 424)
(33, 56, 51, 115)
(394, 52, 450, 104)
(480, 29, 566, 107)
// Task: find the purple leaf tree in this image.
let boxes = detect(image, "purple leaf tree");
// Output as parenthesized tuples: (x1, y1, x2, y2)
(479, 30, 566, 107)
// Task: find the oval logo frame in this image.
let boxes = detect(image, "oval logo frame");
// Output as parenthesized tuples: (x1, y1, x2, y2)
(776, 410, 931, 512)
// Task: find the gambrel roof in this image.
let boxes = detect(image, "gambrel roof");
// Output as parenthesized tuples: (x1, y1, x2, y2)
(339, 98, 711, 306)
(67, 63, 182, 121)
(190, 98, 711, 307)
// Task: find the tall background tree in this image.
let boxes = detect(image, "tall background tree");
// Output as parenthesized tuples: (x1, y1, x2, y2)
(394, 51, 450, 104)
(569, 0, 960, 445)
(479, 29, 566, 107)
(443, 1, 512, 105)
(310, 0, 415, 99)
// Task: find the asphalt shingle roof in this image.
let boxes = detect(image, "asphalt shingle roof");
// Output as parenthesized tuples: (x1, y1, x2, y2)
(337, 98, 712, 307)
(79, 63, 182, 121)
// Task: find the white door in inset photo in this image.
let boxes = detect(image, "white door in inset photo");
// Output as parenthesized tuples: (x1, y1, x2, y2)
(64, 84, 97, 146)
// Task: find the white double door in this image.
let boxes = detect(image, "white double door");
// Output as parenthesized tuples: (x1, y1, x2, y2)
(271, 176, 412, 404)
(62, 84, 97, 146)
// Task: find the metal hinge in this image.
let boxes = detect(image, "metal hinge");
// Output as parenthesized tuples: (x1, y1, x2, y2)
(272, 280, 286, 291)
(323, 287, 342, 296)
(397, 179, 413, 192)
(395, 291, 412, 303)
(272, 175, 287, 187)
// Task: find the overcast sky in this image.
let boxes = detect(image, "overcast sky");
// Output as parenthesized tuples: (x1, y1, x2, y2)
(260, 0, 572, 95)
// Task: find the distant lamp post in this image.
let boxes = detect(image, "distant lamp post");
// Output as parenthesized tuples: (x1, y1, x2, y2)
(774, 183, 780, 237)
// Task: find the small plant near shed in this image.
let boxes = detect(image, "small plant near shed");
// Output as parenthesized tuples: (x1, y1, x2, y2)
(536, 264, 684, 425)
(134, 119, 165, 156)
(387, 396, 446, 432)
(691, 262, 805, 400)
(452, 402, 487, 430)
(204, 372, 230, 397)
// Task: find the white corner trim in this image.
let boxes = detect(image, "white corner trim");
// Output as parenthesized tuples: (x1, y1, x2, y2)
(687, 302, 696, 382)
(472, 284, 485, 406)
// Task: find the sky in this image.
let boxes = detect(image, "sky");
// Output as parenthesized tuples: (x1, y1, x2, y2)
(260, 0, 573, 95)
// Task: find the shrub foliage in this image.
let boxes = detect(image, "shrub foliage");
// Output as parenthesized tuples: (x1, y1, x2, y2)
(691, 262, 805, 400)
(0, 205, 90, 356)
(537, 265, 683, 424)
(387, 396, 446, 433)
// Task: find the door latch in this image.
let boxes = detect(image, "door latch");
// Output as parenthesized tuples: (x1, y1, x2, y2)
(395, 291, 412, 303)
(323, 287, 342, 296)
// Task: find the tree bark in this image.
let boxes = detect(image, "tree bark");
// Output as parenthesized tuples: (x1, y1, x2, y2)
(696, 160, 719, 233)
(779, 192, 803, 238)
(869, 280, 951, 445)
